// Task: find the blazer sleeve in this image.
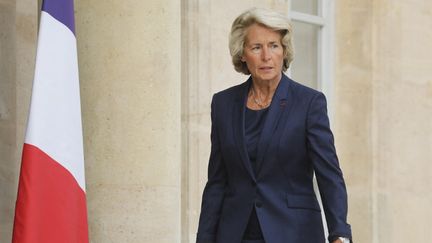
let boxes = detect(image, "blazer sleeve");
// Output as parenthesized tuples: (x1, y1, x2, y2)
(306, 92, 353, 242)
(196, 96, 227, 243)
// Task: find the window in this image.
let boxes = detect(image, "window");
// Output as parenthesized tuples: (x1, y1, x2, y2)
(289, 0, 335, 116)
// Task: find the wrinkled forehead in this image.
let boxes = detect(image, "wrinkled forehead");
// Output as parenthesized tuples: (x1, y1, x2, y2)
(244, 23, 283, 45)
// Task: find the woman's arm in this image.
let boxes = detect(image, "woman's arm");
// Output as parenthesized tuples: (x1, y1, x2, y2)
(306, 92, 353, 242)
(196, 96, 228, 243)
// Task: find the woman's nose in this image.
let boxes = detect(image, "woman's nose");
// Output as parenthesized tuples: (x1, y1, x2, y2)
(261, 47, 271, 61)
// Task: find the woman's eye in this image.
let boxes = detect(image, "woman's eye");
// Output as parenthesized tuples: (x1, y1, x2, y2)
(250, 46, 261, 53)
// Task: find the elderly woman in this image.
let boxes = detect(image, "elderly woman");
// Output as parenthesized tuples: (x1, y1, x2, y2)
(196, 8, 352, 243)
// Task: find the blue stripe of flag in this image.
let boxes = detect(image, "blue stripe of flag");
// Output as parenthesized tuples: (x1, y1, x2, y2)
(42, 0, 75, 34)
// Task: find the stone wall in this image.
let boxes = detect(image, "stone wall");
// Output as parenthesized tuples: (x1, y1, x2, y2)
(334, 1, 374, 242)
(0, 0, 36, 242)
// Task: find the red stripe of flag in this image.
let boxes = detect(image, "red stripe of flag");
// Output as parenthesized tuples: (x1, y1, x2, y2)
(13, 144, 89, 243)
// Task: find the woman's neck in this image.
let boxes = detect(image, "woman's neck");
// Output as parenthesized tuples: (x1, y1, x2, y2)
(248, 76, 280, 109)
(251, 76, 280, 99)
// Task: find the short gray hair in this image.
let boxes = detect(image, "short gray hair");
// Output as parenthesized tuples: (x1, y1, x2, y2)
(229, 8, 294, 75)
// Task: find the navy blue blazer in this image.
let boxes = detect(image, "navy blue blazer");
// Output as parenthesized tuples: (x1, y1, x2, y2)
(197, 74, 352, 243)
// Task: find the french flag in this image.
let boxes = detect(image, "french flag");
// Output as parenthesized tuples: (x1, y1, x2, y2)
(12, 0, 89, 242)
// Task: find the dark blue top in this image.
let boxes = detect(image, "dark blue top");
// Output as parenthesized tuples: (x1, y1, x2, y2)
(245, 107, 269, 174)
(243, 106, 268, 240)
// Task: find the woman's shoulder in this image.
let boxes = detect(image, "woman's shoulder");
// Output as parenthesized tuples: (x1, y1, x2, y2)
(287, 77, 325, 101)
(213, 79, 249, 101)
(288, 78, 320, 95)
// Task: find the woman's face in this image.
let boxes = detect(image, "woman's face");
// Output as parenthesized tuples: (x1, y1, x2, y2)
(242, 23, 284, 83)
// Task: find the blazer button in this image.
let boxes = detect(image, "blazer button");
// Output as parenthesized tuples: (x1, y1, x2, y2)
(255, 201, 263, 208)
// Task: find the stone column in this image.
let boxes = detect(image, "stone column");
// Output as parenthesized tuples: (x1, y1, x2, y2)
(75, 1, 181, 242)
(371, 1, 432, 242)
(335, 0, 432, 242)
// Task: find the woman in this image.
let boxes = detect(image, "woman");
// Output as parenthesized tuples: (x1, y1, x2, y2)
(196, 8, 352, 243)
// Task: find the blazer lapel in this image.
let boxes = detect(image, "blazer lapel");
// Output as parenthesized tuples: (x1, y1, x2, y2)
(255, 74, 291, 174)
(232, 78, 256, 181)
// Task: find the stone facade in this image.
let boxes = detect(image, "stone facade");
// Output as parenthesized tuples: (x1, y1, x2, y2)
(0, 0, 431, 242)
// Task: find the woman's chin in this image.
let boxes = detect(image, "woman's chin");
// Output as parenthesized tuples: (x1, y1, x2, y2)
(254, 73, 280, 83)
